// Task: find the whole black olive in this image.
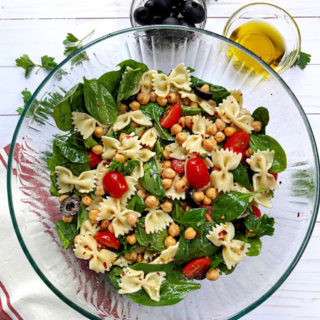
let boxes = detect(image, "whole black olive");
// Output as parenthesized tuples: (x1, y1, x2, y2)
(194, 86, 212, 100)
(134, 6, 151, 25)
(161, 16, 180, 25)
(182, 1, 206, 24)
(146, 0, 172, 18)
(123, 94, 138, 105)
(150, 15, 164, 24)
(178, 17, 195, 27)
(185, 188, 200, 208)
(60, 197, 80, 217)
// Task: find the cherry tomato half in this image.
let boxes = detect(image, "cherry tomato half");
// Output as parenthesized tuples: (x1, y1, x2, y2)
(171, 159, 185, 174)
(270, 172, 278, 181)
(183, 257, 211, 279)
(226, 146, 245, 162)
(160, 102, 181, 128)
(186, 157, 210, 189)
(95, 231, 120, 250)
(103, 171, 128, 198)
(224, 131, 250, 152)
(252, 205, 261, 218)
(88, 151, 101, 167)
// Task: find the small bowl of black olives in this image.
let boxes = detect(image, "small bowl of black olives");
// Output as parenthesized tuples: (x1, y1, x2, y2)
(130, 0, 207, 29)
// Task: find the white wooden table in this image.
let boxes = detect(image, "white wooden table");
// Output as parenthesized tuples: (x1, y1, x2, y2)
(0, 0, 319, 319)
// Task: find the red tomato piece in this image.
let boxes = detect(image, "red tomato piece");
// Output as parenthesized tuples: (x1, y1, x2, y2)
(103, 171, 128, 198)
(88, 151, 101, 167)
(160, 102, 181, 128)
(186, 157, 210, 189)
(95, 231, 120, 250)
(224, 131, 250, 151)
(252, 205, 261, 218)
(183, 257, 211, 279)
(227, 146, 245, 162)
(270, 172, 278, 181)
(171, 159, 185, 174)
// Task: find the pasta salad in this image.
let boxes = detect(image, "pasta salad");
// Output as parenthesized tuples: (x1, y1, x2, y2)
(48, 60, 287, 306)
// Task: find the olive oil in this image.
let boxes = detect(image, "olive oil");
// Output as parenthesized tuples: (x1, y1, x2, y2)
(229, 20, 286, 73)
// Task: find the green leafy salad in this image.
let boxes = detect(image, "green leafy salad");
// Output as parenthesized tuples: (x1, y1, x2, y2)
(48, 59, 287, 306)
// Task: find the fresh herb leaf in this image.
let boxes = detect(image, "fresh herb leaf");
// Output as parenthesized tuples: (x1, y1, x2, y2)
(210, 251, 224, 268)
(244, 214, 275, 237)
(230, 164, 252, 190)
(40, 55, 58, 71)
(56, 220, 77, 249)
(16, 54, 36, 77)
(109, 159, 140, 176)
(77, 204, 89, 230)
(117, 236, 137, 256)
(63, 33, 79, 45)
(250, 134, 287, 173)
(17, 89, 32, 115)
(291, 51, 311, 70)
(252, 106, 269, 134)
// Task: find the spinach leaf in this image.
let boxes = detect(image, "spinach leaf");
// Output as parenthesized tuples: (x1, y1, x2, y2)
(140, 103, 175, 141)
(68, 162, 90, 176)
(219, 263, 236, 275)
(210, 251, 224, 268)
(118, 236, 137, 256)
(139, 158, 165, 197)
(250, 134, 287, 173)
(83, 135, 98, 148)
(56, 220, 77, 249)
(118, 59, 148, 73)
(172, 202, 184, 223)
(135, 218, 167, 252)
(154, 140, 163, 161)
(77, 204, 89, 230)
(244, 214, 275, 237)
(181, 104, 203, 116)
(236, 234, 262, 256)
(178, 208, 206, 232)
(55, 141, 90, 164)
(83, 77, 117, 124)
(69, 83, 86, 112)
(231, 164, 252, 190)
(252, 106, 269, 134)
(49, 173, 60, 196)
(53, 98, 72, 131)
(126, 194, 147, 213)
(211, 191, 252, 223)
(98, 70, 122, 98)
(108, 267, 123, 290)
(109, 158, 139, 176)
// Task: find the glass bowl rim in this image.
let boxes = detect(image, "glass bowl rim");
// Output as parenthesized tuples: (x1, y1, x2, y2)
(222, 2, 301, 74)
(6, 25, 319, 320)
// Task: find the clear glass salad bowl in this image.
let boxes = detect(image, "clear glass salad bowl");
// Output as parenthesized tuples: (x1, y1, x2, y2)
(7, 26, 319, 320)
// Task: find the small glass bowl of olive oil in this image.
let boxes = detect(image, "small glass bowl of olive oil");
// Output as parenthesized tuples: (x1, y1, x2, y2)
(223, 3, 301, 74)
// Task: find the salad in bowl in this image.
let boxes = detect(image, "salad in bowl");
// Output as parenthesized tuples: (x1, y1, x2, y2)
(48, 59, 286, 306)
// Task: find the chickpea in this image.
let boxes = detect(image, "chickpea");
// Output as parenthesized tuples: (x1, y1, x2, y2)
(202, 195, 212, 205)
(200, 84, 210, 93)
(168, 223, 180, 237)
(95, 186, 105, 197)
(205, 187, 217, 200)
(119, 133, 127, 142)
(81, 195, 93, 206)
(182, 97, 191, 105)
(126, 213, 138, 225)
(252, 121, 262, 132)
(107, 223, 114, 234)
(126, 234, 137, 245)
(178, 117, 186, 128)
(162, 178, 173, 189)
(137, 189, 146, 200)
(215, 132, 226, 143)
(170, 123, 182, 135)
(245, 147, 253, 158)
(206, 268, 220, 281)
(137, 92, 150, 105)
(129, 101, 140, 111)
(145, 195, 159, 208)
(167, 92, 179, 104)
(125, 250, 137, 261)
(193, 191, 205, 202)
(74, 234, 82, 244)
(224, 126, 236, 137)
(215, 118, 226, 131)
(150, 92, 157, 102)
(100, 219, 109, 230)
(62, 215, 73, 223)
(185, 116, 193, 129)
(162, 168, 176, 179)
(94, 126, 104, 138)
(206, 124, 217, 136)
(182, 175, 188, 185)
(161, 201, 173, 213)
(157, 96, 167, 106)
(58, 194, 69, 203)
(119, 103, 128, 112)
(92, 144, 103, 155)
(164, 236, 176, 248)
(174, 179, 186, 193)
(162, 160, 172, 169)
(189, 101, 199, 108)
(114, 153, 125, 162)
(89, 209, 99, 222)
(184, 227, 196, 240)
(176, 132, 187, 145)
(163, 150, 170, 160)
(136, 253, 143, 263)
(203, 138, 217, 152)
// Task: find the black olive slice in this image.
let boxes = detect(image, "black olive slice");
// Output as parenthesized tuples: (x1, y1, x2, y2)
(185, 188, 200, 208)
(194, 86, 212, 100)
(60, 197, 80, 217)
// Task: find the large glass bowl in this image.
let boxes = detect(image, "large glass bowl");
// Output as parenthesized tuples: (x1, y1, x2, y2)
(7, 26, 319, 320)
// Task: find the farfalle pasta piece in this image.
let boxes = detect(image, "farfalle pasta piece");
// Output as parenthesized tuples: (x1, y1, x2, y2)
(180, 91, 216, 115)
(80, 219, 99, 236)
(74, 234, 117, 273)
(140, 70, 157, 94)
(210, 149, 241, 193)
(113, 256, 133, 268)
(206, 222, 250, 270)
(55, 166, 96, 194)
(131, 160, 144, 179)
(113, 110, 152, 131)
(151, 242, 179, 264)
(87, 196, 103, 212)
(191, 115, 213, 136)
(165, 175, 186, 200)
(145, 209, 173, 234)
(140, 128, 158, 148)
(182, 134, 207, 154)
(230, 90, 243, 107)
(217, 95, 253, 133)
(137, 148, 156, 162)
(72, 112, 97, 139)
(120, 176, 138, 205)
(119, 267, 166, 302)
(112, 209, 141, 237)
(98, 197, 121, 221)
(96, 161, 109, 187)
(165, 143, 189, 160)
(143, 250, 158, 263)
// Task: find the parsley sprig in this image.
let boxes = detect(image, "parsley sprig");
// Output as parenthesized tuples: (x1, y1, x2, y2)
(109, 158, 140, 176)
(291, 51, 311, 70)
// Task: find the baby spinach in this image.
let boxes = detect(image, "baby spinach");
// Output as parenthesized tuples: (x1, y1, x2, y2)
(108, 266, 123, 289)
(69, 83, 86, 112)
(139, 158, 165, 197)
(126, 194, 146, 213)
(181, 104, 203, 116)
(252, 106, 269, 134)
(250, 134, 287, 173)
(231, 164, 252, 190)
(177, 208, 206, 232)
(55, 141, 90, 164)
(83, 77, 117, 124)
(56, 219, 77, 249)
(244, 214, 275, 237)
(210, 251, 224, 268)
(135, 218, 167, 252)
(211, 191, 252, 223)
(49, 173, 60, 196)
(98, 70, 123, 98)
(77, 204, 89, 230)
(117, 69, 142, 106)
(118, 59, 148, 73)
(68, 162, 91, 176)
(235, 234, 262, 256)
